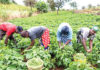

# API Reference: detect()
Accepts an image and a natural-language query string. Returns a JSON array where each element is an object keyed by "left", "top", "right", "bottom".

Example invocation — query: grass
[{"left": 0, "top": 3, "right": 37, "bottom": 21}]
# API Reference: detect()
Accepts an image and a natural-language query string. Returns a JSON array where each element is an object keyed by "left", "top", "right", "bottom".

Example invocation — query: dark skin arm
[
  {"left": 10, "top": 35, "right": 17, "bottom": 46},
  {"left": 88, "top": 40, "right": 93, "bottom": 52},
  {"left": 26, "top": 40, "right": 35, "bottom": 50},
  {"left": 81, "top": 38, "right": 88, "bottom": 52},
  {"left": 62, "top": 40, "right": 71, "bottom": 48},
  {"left": 58, "top": 41, "right": 61, "bottom": 48},
  {"left": 5, "top": 35, "right": 10, "bottom": 46}
]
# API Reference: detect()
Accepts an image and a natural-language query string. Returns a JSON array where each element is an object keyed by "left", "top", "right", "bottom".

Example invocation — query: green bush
[
  {"left": 0, "top": 0, "right": 11, "bottom": 4},
  {"left": 54, "top": 46, "right": 75, "bottom": 68},
  {"left": 66, "top": 62, "right": 94, "bottom": 70},
  {"left": 35, "top": 1, "right": 48, "bottom": 13},
  {"left": 24, "top": 46, "right": 55, "bottom": 70},
  {"left": 66, "top": 53, "right": 94, "bottom": 70},
  {"left": 0, "top": 47, "right": 27, "bottom": 70}
]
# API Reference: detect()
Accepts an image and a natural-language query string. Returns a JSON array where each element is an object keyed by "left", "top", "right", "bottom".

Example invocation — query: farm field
[{"left": 0, "top": 11, "right": 100, "bottom": 70}]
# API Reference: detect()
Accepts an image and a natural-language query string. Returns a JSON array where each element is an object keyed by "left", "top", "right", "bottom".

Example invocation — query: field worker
[
  {"left": 57, "top": 23, "right": 73, "bottom": 49},
  {"left": 77, "top": 26, "right": 99, "bottom": 53},
  {"left": 21, "top": 26, "right": 50, "bottom": 50},
  {"left": 0, "top": 22, "right": 23, "bottom": 46}
]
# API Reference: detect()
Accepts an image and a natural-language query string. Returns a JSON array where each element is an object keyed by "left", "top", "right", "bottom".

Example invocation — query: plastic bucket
[{"left": 27, "top": 58, "right": 43, "bottom": 70}]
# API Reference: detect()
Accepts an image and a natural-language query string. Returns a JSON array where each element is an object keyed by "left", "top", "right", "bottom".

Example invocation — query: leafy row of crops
[{"left": 0, "top": 11, "right": 100, "bottom": 70}]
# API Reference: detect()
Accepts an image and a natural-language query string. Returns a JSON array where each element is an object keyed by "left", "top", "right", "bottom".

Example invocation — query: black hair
[
  {"left": 17, "top": 26, "right": 23, "bottom": 33},
  {"left": 61, "top": 26, "right": 69, "bottom": 35},
  {"left": 21, "top": 31, "right": 28, "bottom": 37}
]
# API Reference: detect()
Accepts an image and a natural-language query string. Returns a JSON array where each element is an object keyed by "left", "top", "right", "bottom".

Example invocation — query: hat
[
  {"left": 92, "top": 26, "right": 99, "bottom": 32},
  {"left": 17, "top": 26, "right": 23, "bottom": 33}
]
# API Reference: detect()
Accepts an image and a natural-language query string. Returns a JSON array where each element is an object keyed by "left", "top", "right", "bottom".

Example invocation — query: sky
[
  {"left": 14, "top": 0, "right": 24, "bottom": 5},
  {"left": 14, "top": 0, "right": 100, "bottom": 9},
  {"left": 63, "top": 0, "right": 100, "bottom": 9}
]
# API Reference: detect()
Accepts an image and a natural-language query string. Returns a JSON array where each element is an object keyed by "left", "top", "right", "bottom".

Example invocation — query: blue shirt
[{"left": 57, "top": 23, "right": 73, "bottom": 44}]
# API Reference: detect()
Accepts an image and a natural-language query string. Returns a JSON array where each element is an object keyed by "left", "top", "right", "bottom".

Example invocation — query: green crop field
[{"left": 0, "top": 11, "right": 100, "bottom": 70}]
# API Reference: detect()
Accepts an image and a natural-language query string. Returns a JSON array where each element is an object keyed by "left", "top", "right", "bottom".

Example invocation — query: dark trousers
[
  {"left": 77, "top": 31, "right": 82, "bottom": 43},
  {"left": 0, "top": 30, "right": 6, "bottom": 40},
  {"left": 0, "top": 30, "right": 14, "bottom": 40}
]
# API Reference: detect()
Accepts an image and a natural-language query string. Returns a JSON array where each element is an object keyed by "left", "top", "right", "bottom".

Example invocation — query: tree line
[{"left": 0, "top": 0, "right": 100, "bottom": 14}]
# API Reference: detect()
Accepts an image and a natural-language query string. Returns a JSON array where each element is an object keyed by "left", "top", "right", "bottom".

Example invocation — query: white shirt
[{"left": 79, "top": 27, "right": 95, "bottom": 40}]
